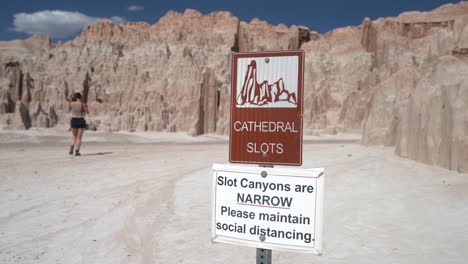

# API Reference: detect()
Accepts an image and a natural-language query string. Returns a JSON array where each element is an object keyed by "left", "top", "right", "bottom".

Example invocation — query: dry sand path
[{"left": 0, "top": 130, "right": 467, "bottom": 264}]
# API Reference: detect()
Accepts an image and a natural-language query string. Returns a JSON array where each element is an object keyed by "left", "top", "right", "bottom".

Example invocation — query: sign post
[
  {"left": 257, "top": 248, "right": 272, "bottom": 264},
  {"left": 258, "top": 164, "right": 274, "bottom": 264}
]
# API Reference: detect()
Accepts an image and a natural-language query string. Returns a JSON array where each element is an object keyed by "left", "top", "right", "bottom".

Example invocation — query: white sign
[{"left": 211, "top": 163, "right": 324, "bottom": 254}]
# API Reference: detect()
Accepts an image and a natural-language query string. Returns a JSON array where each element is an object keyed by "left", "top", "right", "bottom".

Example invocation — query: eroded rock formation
[{"left": 1, "top": 3, "right": 467, "bottom": 172}]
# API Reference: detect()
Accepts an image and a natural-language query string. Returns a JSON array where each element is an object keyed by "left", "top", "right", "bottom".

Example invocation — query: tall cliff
[{"left": 1, "top": 3, "right": 467, "bottom": 172}]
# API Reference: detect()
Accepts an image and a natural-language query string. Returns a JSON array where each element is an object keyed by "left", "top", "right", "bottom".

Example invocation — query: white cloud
[
  {"left": 128, "top": 5, "right": 144, "bottom": 11},
  {"left": 110, "top": 16, "right": 127, "bottom": 24},
  {"left": 12, "top": 10, "right": 127, "bottom": 39}
]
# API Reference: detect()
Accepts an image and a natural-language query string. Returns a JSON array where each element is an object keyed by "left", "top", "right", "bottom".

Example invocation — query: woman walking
[{"left": 69, "top": 93, "right": 88, "bottom": 156}]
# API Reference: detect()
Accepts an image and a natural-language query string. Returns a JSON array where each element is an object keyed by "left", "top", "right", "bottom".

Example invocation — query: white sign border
[
  {"left": 211, "top": 163, "right": 324, "bottom": 255},
  {"left": 229, "top": 50, "right": 305, "bottom": 166}
]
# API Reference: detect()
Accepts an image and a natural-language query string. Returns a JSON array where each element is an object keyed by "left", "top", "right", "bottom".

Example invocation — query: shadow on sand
[{"left": 81, "top": 152, "right": 113, "bottom": 156}]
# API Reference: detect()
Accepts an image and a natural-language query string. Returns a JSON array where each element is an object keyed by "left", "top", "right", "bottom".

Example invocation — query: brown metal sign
[{"left": 229, "top": 50, "right": 304, "bottom": 166}]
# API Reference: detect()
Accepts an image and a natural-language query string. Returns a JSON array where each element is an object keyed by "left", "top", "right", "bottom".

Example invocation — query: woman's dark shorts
[{"left": 71, "top": 118, "right": 86, "bottom": 129}]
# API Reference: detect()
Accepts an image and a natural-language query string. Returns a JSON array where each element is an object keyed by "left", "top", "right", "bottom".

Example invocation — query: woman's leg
[
  {"left": 75, "top": 128, "right": 85, "bottom": 153},
  {"left": 70, "top": 128, "right": 78, "bottom": 154},
  {"left": 71, "top": 128, "right": 78, "bottom": 145}
]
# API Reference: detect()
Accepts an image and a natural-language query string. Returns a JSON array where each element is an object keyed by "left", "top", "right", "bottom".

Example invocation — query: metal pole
[
  {"left": 256, "top": 248, "right": 272, "bottom": 264},
  {"left": 257, "top": 163, "right": 273, "bottom": 264}
]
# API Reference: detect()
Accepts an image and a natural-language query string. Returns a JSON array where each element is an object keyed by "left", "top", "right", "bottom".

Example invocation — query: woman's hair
[{"left": 72, "top": 92, "right": 82, "bottom": 101}]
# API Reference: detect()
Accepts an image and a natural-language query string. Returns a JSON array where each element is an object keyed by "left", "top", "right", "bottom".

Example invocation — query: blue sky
[{"left": 0, "top": 0, "right": 462, "bottom": 41}]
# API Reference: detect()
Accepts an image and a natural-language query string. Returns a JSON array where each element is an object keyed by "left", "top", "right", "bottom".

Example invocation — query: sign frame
[
  {"left": 229, "top": 50, "right": 305, "bottom": 166},
  {"left": 211, "top": 163, "right": 324, "bottom": 254}
]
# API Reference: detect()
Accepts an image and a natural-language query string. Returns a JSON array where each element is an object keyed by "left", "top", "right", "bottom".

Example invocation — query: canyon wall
[{"left": 1, "top": 3, "right": 467, "bottom": 172}]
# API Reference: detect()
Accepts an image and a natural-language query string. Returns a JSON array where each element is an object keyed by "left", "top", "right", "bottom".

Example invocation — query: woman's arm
[{"left": 83, "top": 103, "right": 89, "bottom": 115}]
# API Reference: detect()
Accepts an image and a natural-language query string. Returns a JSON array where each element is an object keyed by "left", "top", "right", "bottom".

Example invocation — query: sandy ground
[{"left": 0, "top": 129, "right": 467, "bottom": 264}]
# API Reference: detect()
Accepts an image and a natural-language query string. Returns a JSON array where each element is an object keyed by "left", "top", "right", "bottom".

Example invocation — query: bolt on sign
[
  {"left": 229, "top": 50, "right": 305, "bottom": 166},
  {"left": 211, "top": 164, "right": 324, "bottom": 254}
]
